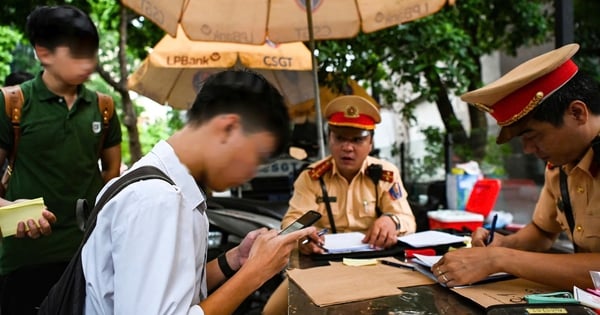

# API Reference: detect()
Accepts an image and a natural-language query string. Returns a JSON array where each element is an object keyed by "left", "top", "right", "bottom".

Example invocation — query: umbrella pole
[{"left": 304, "top": 0, "right": 326, "bottom": 159}]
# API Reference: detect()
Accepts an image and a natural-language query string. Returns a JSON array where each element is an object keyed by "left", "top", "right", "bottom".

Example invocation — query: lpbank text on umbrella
[{"left": 166, "top": 55, "right": 296, "bottom": 68}]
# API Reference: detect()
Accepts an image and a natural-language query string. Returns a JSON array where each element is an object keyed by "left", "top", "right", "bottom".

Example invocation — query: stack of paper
[
  {"left": 323, "top": 232, "right": 375, "bottom": 254},
  {"left": 397, "top": 230, "right": 466, "bottom": 247},
  {"left": 0, "top": 197, "right": 45, "bottom": 236}
]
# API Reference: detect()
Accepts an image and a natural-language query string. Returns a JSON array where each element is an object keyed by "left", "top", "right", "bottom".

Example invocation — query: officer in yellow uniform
[
  {"left": 432, "top": 43, "right": 600, "bottom": 290},
  {"left": 283, "top": 95, "right": 416, "bottom": 246},
  {"left": 263, "top": 95, "right": 416, "bottom": 315}
]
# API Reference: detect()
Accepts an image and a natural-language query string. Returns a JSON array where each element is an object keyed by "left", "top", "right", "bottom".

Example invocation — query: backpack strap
[
  {"left": 96, "top": 91, "right": 114, "bottom": 157},
  {"left": 1, "top": 86, "right": 24, "bottom": 191},
  {"left": 77, "top": 166, "right": 174, "bottom": 234},
  {"left": 39, "top": 166, "right": 175, "bottom": 315}
]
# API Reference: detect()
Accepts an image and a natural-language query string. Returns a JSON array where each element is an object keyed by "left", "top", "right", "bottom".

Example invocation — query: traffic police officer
[
  {"left": 433, "top": 43, "right": 600, "bottom": 289},
  {"left": 263, "top": 95, "right": 416, "bottom": 315}
]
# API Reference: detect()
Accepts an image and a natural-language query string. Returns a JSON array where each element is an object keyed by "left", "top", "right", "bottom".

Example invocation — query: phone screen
[{"left": 279, "top": 210, "right": 321, "bottom": 235}]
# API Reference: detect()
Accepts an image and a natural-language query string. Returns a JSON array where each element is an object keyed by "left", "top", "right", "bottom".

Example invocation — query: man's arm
[
  {"left": 201, "top": 228, "right": 315, "bottom": 315},
  {"left": 434, "top": 222, "right": 580, "bottom": 289},
  {"left": 473, "top": 221, "right": 558, "bottom": 251},
  {"left": 377, "top": 164, "right": 416, "bottom": 235},
  {"left": 437, "top": 245, "right": 597, "bottom": 289},
  {"left": 100, "top": 144, "right": 121, "bottom": 182}
]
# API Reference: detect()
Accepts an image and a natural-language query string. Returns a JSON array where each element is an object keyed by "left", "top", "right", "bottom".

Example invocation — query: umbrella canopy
[
  {"left": 128, "top": 28, "right": 315, "bottom": 109},
  {"left": 122, "top": 0, "right": 455, "bottom": 157},
  {"left": 122, "top": 0, "right": 453, "bottom": 44}
]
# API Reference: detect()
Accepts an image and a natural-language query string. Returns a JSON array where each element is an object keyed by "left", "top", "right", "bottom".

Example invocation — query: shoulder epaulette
[
  {"left": 308, "top": 159, "right": 333, "bottom": 180},
  {"left": 381, "top": 170, "right": 394, "bottom": 183}
]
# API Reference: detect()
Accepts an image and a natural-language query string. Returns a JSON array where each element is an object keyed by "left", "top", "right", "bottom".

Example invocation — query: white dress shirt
[{"left": 83, "top": 140, "right": 209, "bottom": 314}]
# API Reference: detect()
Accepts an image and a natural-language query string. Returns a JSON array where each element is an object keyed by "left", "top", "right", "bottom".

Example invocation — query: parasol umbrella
[
  {"left": 122, "top": 0, "right": 455, "bottom": 157},
  {"left": 128, "top": 27, "right": 315, "bottom": 110}
]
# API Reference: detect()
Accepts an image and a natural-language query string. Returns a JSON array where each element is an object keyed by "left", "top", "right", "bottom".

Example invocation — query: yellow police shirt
[
  {"left": 282, "top": 155, "right": 416, "bottom": 235},
  {"left": 533, "top": 146, "right": 600, "bottom": 252}
]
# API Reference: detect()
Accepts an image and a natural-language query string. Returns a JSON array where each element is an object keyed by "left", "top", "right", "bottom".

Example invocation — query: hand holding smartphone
[{"left": 279, "top": 210, "right": 321, "bottom": 235}]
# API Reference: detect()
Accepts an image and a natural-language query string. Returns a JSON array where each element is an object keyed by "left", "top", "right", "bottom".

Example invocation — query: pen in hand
[
  {"left": 301, "top": 228, "right": 329, "bottom": 252},
  {"left": 485, "top": 214, "right": 498, "bottom": 246}
]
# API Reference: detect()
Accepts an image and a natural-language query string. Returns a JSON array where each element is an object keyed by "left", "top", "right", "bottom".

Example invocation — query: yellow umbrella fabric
[
  {"left": 122, "top": 0, "right": 454, "bottom": 44},
  {"left": 289, "top": 79, "right": 380, "bottom": 123},
  {"left": 128, "top": 28, "right": 315, "bottom": 109}
]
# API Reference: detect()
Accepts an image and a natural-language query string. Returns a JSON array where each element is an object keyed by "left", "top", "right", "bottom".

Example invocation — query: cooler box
[{"left": 428, "top": 178, "right": 501, "bottom": 232}]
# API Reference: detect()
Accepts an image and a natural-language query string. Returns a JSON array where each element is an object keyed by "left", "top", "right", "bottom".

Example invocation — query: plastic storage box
[{"left": 428, "top": 179, "right": 501, "bottom": 232}]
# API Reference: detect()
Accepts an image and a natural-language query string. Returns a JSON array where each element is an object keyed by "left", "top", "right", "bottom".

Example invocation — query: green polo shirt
[{"left": 0, "top": 73, "right": 122, "bottom": 275}]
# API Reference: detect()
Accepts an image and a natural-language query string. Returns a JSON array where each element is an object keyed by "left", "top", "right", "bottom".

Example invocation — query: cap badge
[{"left": 344, "top": 105, "right": 359, "bottom": 118}]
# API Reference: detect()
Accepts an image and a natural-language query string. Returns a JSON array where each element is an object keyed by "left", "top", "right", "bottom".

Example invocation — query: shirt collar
[
  {"left": 31, "top": 71, "right": 93, "bottom": 104},
  {"left": 569, "top": 146, "right": 597, "bottom": 177},
  {"left": 144, "top": 140, "right": 206, "bottom": 212}
]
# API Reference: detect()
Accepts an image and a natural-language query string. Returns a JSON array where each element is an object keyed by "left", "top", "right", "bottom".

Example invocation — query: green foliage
[
  {"left": 407, "top": 126, "right": 510, "bottom": 182},
  {"left": 406, "top": 126, "right": 446, "bottom": 182},
  {"left": 317, "top": 0, "right": 553, "bottom": 168},
  {"left": 0, "top": 26, "right": 22, "bottom": 81}
]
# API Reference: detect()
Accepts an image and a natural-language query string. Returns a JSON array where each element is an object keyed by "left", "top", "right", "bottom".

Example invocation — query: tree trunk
[
  {"left": 97, "top": 5, "right": 143, "bottom": 164},
  {"left": 427, "top": 70, "right": 468, "bottom": 145},
  {"left": 467, "top": 57, "right": 488, "bottom": 162}
]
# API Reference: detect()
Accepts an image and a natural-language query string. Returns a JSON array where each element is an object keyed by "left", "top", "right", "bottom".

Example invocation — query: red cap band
[{"left": 492, "top": 60, "right": 578, "bottom": 126}]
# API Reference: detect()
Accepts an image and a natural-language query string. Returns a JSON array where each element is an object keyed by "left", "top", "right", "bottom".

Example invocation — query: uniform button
[
  {"left": 576, "top": 225, "right": 583, "bottom": 232},
  {"left": 577, "top": 186, "right": 584, "bottom": 193}
]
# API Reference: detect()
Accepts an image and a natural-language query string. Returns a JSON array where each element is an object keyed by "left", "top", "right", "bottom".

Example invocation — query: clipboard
[{"left": 309, "top": 244, "right": 405, "bottom": 261}]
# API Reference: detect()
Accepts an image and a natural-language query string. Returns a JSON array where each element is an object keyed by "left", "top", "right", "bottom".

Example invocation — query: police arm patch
[{"left": 388, "top": 182, "right": 402, "bottom": 200}]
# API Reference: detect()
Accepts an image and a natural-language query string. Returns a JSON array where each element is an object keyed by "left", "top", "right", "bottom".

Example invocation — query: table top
[{"left": 287, "top": 251, "right": 485, "bottom": 315}]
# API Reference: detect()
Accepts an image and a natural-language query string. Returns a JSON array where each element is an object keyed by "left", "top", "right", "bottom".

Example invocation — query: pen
[
  {"left": 486, "top": 214, "right": 498, "bottom": 246},
  {"left": 301, "top": 228, "right": 329, "bottom": 252},
  {"left": 379, "top": 259, "right": 416, "bottom": 270}
]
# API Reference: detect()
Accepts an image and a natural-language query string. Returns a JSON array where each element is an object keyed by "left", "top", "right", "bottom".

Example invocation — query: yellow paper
[
  {"left": 342, "top": 258, "right": 378, "bottom": 266},
  {"left": 0, "top": 197, "right": 44, "bottom": 236}
]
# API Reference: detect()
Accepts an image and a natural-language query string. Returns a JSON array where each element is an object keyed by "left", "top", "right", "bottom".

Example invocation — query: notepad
[
  {"left": 398, "top": 230, "right": 466, "bottom": 248},
  {"left": 0, "top": 197, "right": 45, "bottom": 236},
  {"left": 323, "top": 232, "right": 375, "bottom": 254}
]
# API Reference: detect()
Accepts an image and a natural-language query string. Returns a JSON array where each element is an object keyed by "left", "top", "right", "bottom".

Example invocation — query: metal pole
[
  {"left": 304, "top": 0, "right": 326, "bottom": 159},
  {"left": 555, "top": 0, "right": 574, "bottom": 47}
]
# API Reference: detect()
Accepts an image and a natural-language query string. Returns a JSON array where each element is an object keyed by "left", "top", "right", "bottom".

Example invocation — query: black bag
[{"left": 38, "top": 166, "right": 174, "bottom": 315}]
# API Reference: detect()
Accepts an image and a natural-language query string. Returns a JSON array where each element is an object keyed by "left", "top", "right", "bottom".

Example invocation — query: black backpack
[{"left": 38, "top": 166, "right": 174, "bottom": 315}]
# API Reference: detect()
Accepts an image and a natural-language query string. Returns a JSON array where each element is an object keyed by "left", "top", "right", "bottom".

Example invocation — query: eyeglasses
[{"left": 330, "top": 134, "right": 370, "bottom": 147}]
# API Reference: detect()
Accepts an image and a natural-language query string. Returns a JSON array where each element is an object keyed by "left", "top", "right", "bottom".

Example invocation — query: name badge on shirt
[{"left": 316, "top": 196, "right": 337, "bottom": 203}]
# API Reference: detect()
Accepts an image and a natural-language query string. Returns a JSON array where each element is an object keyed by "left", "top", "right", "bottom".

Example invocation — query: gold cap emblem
[{"left": 344, "top": 105, "right": 359, "bottom": 118}]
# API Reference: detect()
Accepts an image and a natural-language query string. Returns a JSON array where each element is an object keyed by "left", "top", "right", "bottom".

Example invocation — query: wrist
[
  {"left": 218, "top": 250, "right": 240, "bottom": 278},
  {"left": 382, "top": 213, "right": 401, "bottom": 230}
]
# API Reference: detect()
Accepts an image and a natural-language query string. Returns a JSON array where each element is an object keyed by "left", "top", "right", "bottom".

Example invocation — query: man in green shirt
[{"left": 0, "top": 5, "right": 122, "bottom": 314}]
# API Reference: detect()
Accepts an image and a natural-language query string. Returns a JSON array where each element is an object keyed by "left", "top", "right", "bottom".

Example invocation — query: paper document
[
  {"left": 413, "top": 253, "right": 442, "bottom": 267},
  {"left": 574, "top": 286, "right": 600, "bottom": 309},
  {"left": 323, "top": 232, "right": 375, "bottom": 254},
  {"left": 0, "top": 197, "right": 45, "bottom": 237},
  {"left": 398, "top": 230, "right": 466, "bottom": 248}
]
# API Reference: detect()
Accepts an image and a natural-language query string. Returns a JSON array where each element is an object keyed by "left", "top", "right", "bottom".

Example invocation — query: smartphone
[{"left": 279, "top": 210, "right": 321, "bottom": 235}]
